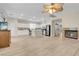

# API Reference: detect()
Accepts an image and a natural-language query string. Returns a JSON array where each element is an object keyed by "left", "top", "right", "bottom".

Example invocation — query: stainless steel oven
[{"left": 65, "top": 30, "right": 78, "bottom": 39}]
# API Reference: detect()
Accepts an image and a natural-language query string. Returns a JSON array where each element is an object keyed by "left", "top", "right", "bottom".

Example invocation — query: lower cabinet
[{"left": 0, "top": 30, "right": 11, "bottom": 48}]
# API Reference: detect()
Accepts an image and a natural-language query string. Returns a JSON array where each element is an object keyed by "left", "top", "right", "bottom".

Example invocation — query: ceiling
[
  {"left": 0, "top": 3, "right": 79, "bottom": 24},
  {"left": 0, "top": 3, "right": 44, "bottom": 24}
]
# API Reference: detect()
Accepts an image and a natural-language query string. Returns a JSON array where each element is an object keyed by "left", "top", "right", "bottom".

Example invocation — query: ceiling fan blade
[{"left": 49, "top": 14, "right": 56, "bottom": 17}]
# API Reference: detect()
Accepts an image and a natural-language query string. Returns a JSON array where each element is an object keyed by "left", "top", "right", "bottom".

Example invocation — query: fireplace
[{"left": 65, "top": 30, "right": 78, "bottom": 39}]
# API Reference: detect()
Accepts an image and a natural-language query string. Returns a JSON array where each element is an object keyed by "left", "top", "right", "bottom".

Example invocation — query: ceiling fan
[{"left": 43, "top": 3, "right": 64, "bottom": 15}]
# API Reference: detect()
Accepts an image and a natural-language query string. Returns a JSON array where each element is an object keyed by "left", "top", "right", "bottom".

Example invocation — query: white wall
[
  {"left": 16, "top": 23, "right": 29, "bottom": 36},
  {"left": 62, "top": 11, "right": 79, "bottom": 28},
  {"left": 62, "top": 4, "right": 79, "bottom": 28},
  {"left": 7, "top": 17, "right": 45, "bottom": 37},
  {"left": 7, "top": 17, "right": 18, "bottom": 37},
  {"left": 7, "top": 17, "right": 30, "bottom": 37}
]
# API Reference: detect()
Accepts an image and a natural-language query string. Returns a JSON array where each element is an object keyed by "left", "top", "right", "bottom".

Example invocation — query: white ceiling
[
  {"left": 0, "top": 3, "right": 79, "bottom": 23},
  {"left": 0, "top": 3, "right": 44, "bottom": 23},
  {"left": 0, "top": 3, "right": 44, "bottom": 18}
]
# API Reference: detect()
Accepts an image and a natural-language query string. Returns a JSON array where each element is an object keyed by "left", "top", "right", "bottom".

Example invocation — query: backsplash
[{"left": 0, "top": 22, "right": 8, "bottom": 30}]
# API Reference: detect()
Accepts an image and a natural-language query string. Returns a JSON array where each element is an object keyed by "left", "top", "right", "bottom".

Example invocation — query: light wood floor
[{"left": 0, "top": 36, "right": 79, "bottom": 56}]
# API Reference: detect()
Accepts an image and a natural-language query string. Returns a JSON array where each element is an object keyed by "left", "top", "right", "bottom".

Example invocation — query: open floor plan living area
[{"left": 0, "top": 3, "right": 79, "bottom": 56}]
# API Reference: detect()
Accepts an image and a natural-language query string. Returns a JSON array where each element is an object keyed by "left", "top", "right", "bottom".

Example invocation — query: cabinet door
[{"left": 0, "top": 31, "right": 10, "bottom": 47}]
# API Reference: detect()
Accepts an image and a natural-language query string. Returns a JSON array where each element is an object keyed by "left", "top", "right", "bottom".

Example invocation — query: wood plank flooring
[{"left": 0, "top": 36, "right": 79, "bottom": 56}]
